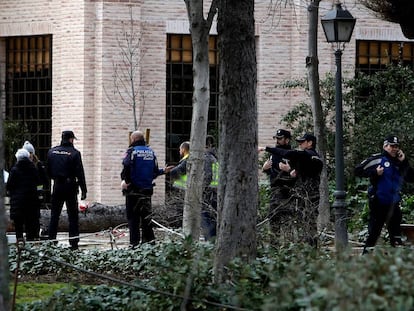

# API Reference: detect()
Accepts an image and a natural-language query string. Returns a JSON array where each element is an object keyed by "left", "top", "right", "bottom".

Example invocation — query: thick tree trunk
[
  {"left": 6, "top": 203, "right": 127, "bottom": 234},
  {"left": 182, "top": 0, "right": 218, "bottom": 239},
  {"left": 0, "top": 104, "right": 10, "bottom": 310},
  {"left": 183, "top": 0, "right": 211, "bottom": 239},
  {"left": 0, "top": 197, "right": 8, "bottom": 311},
  {"left": 214, "top": 0, "right": 257, "bottom": 282},
  {"left": 0, "top": 202, "right": 10, "bottom": 308},
  {"left": 306, "top": 0, "right": 331, "bottom": 231}
]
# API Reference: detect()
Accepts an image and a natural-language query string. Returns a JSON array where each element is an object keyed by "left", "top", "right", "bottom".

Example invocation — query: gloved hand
[{"left": 81, "top": 192, "right": 87, "bottom": 200}]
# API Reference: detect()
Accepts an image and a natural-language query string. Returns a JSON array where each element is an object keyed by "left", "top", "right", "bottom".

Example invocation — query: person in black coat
[
  {"left": 6, "top": 148, "right": 41, "bottom": 241},
  {"left": 47, "top": 130, "right": 87, "bottom": 250},
  {"left": 23, "top": 140, "right": 50, "bottom": 207},
  {"left": 259, "top": 133, "right": 323, "bottom": 246},
  {"left": 261, "top": 129, "right": 296, "bottom": 243}
]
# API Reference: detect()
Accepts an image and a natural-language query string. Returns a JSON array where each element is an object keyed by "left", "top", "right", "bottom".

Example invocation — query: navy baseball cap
[
  {"left": 296, "top": 133, "right": 316, "bottom": 144},
  {"left": 384, "top": 135, "right": 399, "bottom": 146},
  {"left": 273, "top": 129, "right": 291, "bottom": 139},
  {"left": 62, "top": 130, "right": 77, "bottom": 140}
]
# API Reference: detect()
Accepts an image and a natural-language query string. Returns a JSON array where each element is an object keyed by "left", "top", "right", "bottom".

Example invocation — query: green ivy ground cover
[{"left": 8, "top": 240, "right": 414, "bottom": 311}]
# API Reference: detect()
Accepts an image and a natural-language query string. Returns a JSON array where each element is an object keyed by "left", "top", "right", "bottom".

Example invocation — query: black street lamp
[{"left": 321, "top": 2, "right": 356, "bottom": 251}]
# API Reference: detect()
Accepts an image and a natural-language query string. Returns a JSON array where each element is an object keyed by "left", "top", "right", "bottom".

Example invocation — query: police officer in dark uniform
[
  {"left": 261, "top": 129, "right": 295, "bottom": 241},
  {"left": 355, "top": 135, "right": 414, "bottom": 254},
  {"left": 47, "top": 130, "right": 87, "bottom": 250},
  {"left": 121, "top": 130, "right": 171, "bottom": 247},
  {"left": 260, "top": 133, "right": 323, "bottom": 246}
]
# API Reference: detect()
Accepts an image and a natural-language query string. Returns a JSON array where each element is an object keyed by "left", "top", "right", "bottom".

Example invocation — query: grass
[{"left": 9, "top": 282, "right": 72, "bottom": 305}]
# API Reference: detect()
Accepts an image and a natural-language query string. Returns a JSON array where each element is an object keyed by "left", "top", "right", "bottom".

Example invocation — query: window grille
[
  {"left": 6, "top": 35, "right": 52, "bottom": 163},
  {"left": 166, "top": 34, "right": 219, "bottom": 164}
]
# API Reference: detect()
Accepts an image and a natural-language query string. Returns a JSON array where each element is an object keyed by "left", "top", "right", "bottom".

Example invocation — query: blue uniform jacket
[
  {"left": 122, "top": 140, "right": 163, "bottom": 190},
  {"left": 355, "top": 151, "right": 414, "bottom": 205}
]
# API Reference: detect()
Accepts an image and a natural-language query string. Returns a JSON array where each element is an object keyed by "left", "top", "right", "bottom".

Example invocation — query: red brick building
[{"left": 0, "top": 0, "right": 413, "bottom": 205}]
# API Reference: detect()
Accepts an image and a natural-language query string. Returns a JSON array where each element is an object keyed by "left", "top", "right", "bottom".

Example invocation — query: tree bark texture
[
  {"left": 0, "top": 199, "right": 9, "bottom": 311},
  {"left": 214, "top": 0, "right": 258, "bottom": 281},
  {"left": 0, "top": 103, "right": 10, "bottom": 310},
  {"left": 182, "top": 0, "right": 216, "bottom": 239},
  {"left": 0, "top": 203, "right": 8, "bottom": 311},
  {"left": 306, "top": 0, "right": 331, "bottom": 230}
]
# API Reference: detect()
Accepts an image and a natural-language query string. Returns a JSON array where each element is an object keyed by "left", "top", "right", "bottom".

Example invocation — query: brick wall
[{"left": 0, "top": 0, "right": 411, "bottom": 205}]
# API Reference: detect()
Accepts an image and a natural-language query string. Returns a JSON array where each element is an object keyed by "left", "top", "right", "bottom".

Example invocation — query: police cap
[
  {"left": 273, "top": 129, "right": 291, "bottom": 139},
  {"left": 62, "top": 130, "right": 77, "bottom": 140},
  {"left": 296, "top": 133, "right": 316, "bottom": 144}
]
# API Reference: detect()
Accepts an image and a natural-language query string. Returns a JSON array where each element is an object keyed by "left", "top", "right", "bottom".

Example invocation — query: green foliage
[
  {"left": 17, "top": 284, "right": 150, "bottom": 311},
  {"left": 263, "top": 247, "right": 414, "bottom": 311},
  {"left": 279, "top": 73, "right": 353, "bottom": 176},
  {"left": 4, "top": 120, "right": 29, "bottom": 170},
  {"left": 279, "top": 64, "right": 414, "bottom": 183},
  {"left": 347, "top": 65, "right": 414, "bottom": 164},
  {"left": 400, "top": 194, "right": 414, "bottom": 224},
  {"left": 10, "top": 283, "right": 70, "bottom": 305},
  {"left": 9, "top": 241, "right": 414, "bottom": 310},
  {"left": 278, "top": 64, "right": 414, "bottom": 235}
]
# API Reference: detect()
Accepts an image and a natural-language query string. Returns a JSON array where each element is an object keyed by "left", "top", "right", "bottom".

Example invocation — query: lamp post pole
[
  {"left": 321, "top": 2, "right": 356, "bottom": 252},
  {"left": 333, "top": 48, "right": 348, "bottom": 250}
]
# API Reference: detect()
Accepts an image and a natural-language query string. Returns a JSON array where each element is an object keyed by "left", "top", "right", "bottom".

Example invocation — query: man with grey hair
[{"left": 121, "top": 130, "right": 172, "bottom": 248}]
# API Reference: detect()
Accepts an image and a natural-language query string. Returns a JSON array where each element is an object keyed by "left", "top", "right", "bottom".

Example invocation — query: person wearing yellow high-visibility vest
[
  {"left": 201, "top": 135, "right": 219, "bottom": 240},
  {"left": 170, "top": 141, "right": 190, "bottom": 190}
]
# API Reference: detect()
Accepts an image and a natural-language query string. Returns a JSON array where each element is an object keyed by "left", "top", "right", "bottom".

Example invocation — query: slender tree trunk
[
  {"left": 0, "top": 93, "right": 10, "bottom": 310},
  {"left": 183, "top": 0, "right": 217, "bottom": 238},
  {"left": 306, "top": 0, "right": 330, "bottom": 231},
  {"left": 214, "top": 0, "right": 257, "bottom": 282}
]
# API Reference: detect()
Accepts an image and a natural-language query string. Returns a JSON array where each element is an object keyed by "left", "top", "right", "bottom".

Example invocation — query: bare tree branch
[{"left": 206, "top": 0, "right": 219, "bottom": 29}]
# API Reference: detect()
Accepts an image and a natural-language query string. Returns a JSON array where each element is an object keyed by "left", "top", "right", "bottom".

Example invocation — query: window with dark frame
[
  {"left": 6, "top": 35, "right": 52, "bottom": 164},
  {"left": 356, "top": 40, "right": 414, "bottom": 75},
  {"left": 354, "top": 40, "right": 414, "bottom": 125},
  {"left": 166, "top": 34, "right": 219, "bottom": 165}
]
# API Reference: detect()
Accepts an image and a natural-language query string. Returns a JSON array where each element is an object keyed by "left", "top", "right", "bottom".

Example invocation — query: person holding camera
[
  {"left": 261, "top": 129, "right": 296, "bottom": 242},
  {"left": 355, "top": 135, "right": 414, "bottom": 254},
  {"left": 259, "top": 133, "right": 323, "bottom": 246}
]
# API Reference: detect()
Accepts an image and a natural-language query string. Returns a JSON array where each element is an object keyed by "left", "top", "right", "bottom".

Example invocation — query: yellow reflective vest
[
  {"left": 172, "top": 154, "right": 189, "bottom": 190},
  {"left": 210, "top": 161, "right": 219, "bottom": 188}
]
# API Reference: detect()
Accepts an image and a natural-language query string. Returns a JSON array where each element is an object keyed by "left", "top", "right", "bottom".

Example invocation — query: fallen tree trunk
[{"left": 6, "top": 203, "right": 127, "bottom": 233}]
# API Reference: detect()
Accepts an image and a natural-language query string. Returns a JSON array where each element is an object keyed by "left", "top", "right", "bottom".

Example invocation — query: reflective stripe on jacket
[
  {"left": 210, "top": 161, "right": 219, "bottom": 188},
  {"left": 173, "top": 173, "right": 187, "bottom": 189}
]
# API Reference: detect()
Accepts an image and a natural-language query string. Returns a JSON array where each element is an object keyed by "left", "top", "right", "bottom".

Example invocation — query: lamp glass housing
[{"left": 321, "top": 3, "right": 356, "bottom": 43}]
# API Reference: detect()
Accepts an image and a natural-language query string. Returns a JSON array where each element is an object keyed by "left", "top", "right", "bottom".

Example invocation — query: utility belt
[
  {"left": 54, "top": 177, "right": 76, "bottom": 184},
  {"left": 271, "top": 177, "right": 295, "bottom": 188},
  {"left": 124, "top": 185, "right": 153, "bottom": 196}
]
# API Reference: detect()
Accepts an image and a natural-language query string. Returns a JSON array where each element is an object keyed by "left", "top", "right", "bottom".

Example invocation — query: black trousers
[
  {"left": 364, "top": 197, "right": 402, "bottom": 248},
  {"left": 201, "top": 188, "right": 217, "bottom": 240},
  {"left": 268, "top": 185, "right": 292, "bottom": 232},
  {"left": 48, "top": 181, "right": 79, "bottom": 247},
  {"left": 126, "top": 189, "right": 155, "bottom": 246},
  {"left": 12, "top": 210, "right": 40, "bottom": 241}
]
